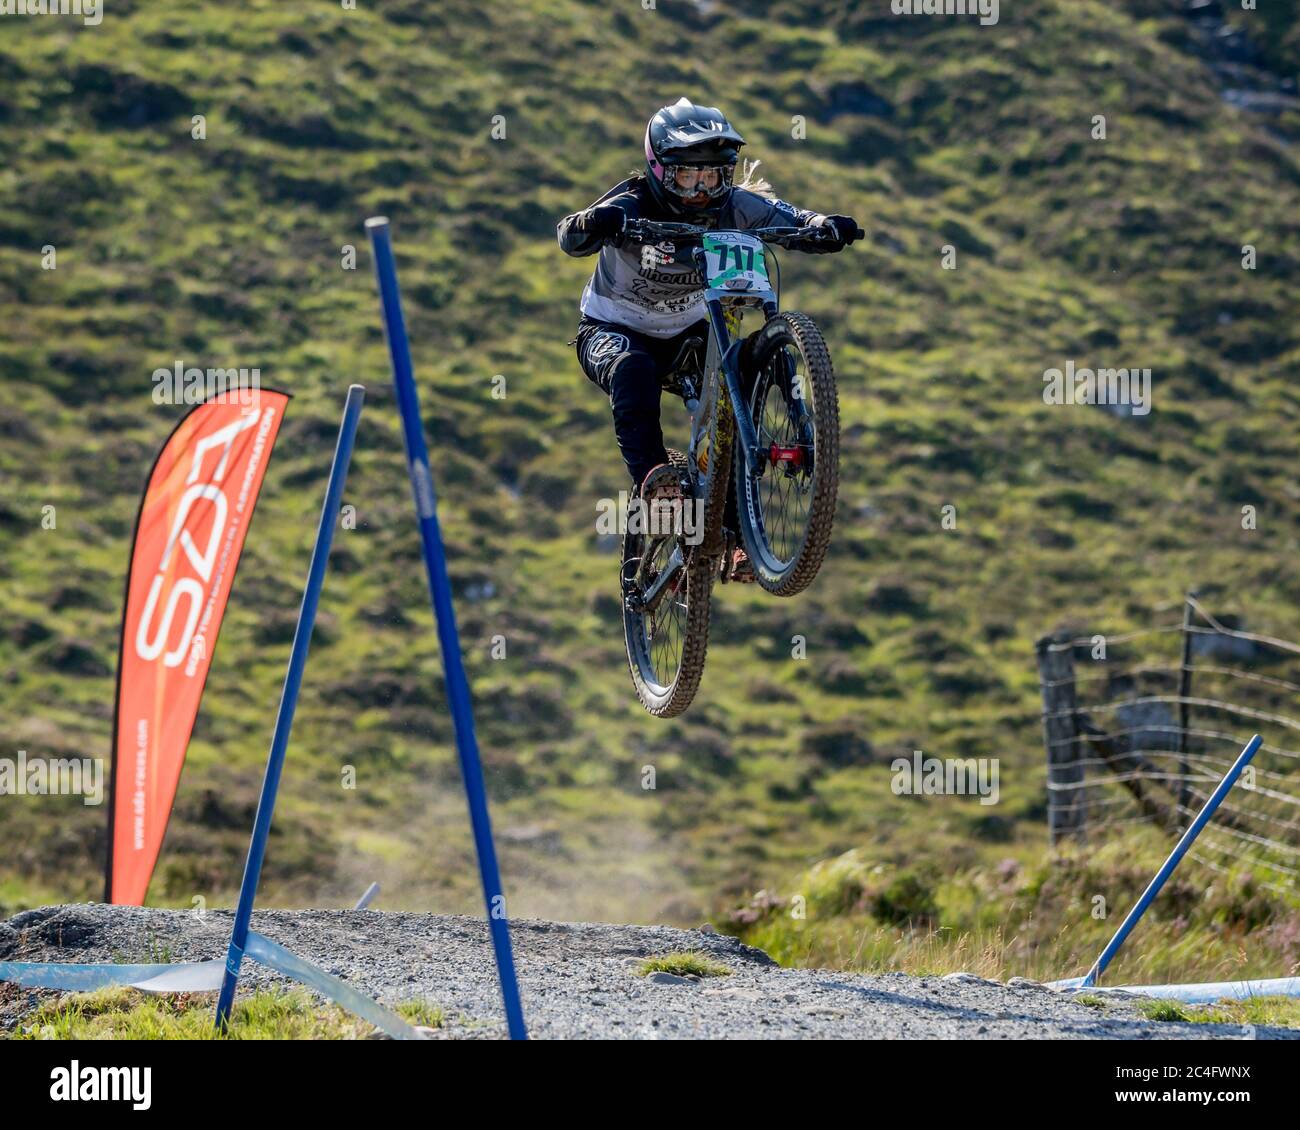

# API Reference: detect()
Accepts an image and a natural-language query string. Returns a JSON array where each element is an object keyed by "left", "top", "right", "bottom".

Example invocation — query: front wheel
[{"left": 735, "top": 311, "right": 840, "bottom": 597}]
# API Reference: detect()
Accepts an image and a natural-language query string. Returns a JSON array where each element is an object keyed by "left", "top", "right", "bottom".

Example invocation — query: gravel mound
[{"left": 2, "top": 905, "right": 1294, "bottom": 1040}]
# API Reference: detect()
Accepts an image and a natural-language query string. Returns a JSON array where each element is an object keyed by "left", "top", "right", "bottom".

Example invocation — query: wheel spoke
[
  {"left": 643, "top": 538, "right": 689, "bottom": 689},
  {"left": 752, "top": 343, "right": 815, "bottom": 566}
]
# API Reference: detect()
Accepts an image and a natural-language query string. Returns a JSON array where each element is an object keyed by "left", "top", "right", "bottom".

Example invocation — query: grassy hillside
[{"left": 1, "top": 0, "right": 1298, "bottom": 978}]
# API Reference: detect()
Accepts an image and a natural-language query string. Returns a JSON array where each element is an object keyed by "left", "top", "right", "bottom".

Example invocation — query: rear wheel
[
  {"left": 735, "top": 311, "right": 840, "bottom": 597},
  {"left": 622, "top": 451, "right": 713, "bottom": 717}
]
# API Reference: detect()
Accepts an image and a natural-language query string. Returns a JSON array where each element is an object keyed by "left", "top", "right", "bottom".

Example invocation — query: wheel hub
[{"left": 768, "top": 443, "right": 804, "bottom": 468}]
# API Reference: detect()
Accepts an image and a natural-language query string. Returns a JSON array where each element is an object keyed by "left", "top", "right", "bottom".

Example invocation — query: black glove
[
  {"left": 800, "top": 213, "right": 863, "bottom": 253},
  {"left": 583, "top": 205, "right": 626, "bottom": 243},
  {"left": 819, "top": 214, "right": 863, "bottom": 247}
]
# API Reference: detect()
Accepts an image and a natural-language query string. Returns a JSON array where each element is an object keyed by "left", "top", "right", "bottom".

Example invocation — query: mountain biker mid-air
[{"left": 557, "top": 97, "right": 861, "bottom": 581}]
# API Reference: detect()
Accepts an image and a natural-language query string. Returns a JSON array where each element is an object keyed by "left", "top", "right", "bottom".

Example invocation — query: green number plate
[{"left": 702, "top": 232, "right": 770, "bottom": 293}]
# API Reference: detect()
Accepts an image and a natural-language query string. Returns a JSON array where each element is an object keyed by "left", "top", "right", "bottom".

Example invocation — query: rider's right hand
[{"left": 584, "top": 205, "right": 627, "bottom": 244}]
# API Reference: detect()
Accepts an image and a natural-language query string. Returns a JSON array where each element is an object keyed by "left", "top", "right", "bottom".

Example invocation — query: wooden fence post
[
  {"left": 1175, "top": 591, "right": 1198, "bottom": 825},
  {"left": 1037, "top": 634, "right": 1086, "bottom": 844}
]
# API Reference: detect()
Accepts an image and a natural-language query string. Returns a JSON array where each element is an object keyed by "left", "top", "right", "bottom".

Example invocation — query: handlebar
[{"left": 622, "top": 217, "right": 864, "bottom": 247}]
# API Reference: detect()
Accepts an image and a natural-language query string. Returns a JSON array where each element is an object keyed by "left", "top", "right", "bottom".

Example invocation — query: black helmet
[{"left": 644, "top": 97, "right": 746, "bottom": 217}]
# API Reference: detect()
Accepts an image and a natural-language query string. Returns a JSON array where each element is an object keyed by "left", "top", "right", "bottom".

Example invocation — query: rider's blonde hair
[{"left": 733, "top": 158, "right": 776, "bottom": 200}]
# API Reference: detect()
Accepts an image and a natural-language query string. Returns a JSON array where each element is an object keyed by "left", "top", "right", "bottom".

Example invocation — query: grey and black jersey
[{"left": 557, "top": 176, "right": 826, "bottom": 338}]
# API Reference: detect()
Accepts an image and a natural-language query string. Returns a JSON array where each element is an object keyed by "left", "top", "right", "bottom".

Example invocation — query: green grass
[
  {"left": 133, "top": 936, "right": 175, "bottom": 965},
  {"left": 12, "top": 987, "right": 353, "bottom": 1040},
  {"left": 721, "top": 837, "right": 1300, "bottom": 986},
  {"left": 1138, "top": 999, "right": 1192, "bottom": 1023},
  {"left": 1132, "top": 996, "right": 1300, "bottom": 1028},
  {"left": 9, "top": 987, "right": 443, "bottom": 1040},
  {"left": 0, "top": 0, "right": 1297, "bottom": 984},
  {"left": 636, "top": 952, "right": 733, "bottom": 979},
  {"left": 395, "top": 998, "right": 445, "bottom": 1028},
  {"left": 1177, "top": 996, "right": 1300, "bottom": 1029}
]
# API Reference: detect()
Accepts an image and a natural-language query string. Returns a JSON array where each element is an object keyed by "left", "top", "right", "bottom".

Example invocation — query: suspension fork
[
  {"left": 740, "top": 327, "right": 811, "bottom": 474},
  {"left": 703, "top": 295, "right": 764, "bottom": 479},
  {"left": 780, "top": 347, "right": 810, "bottom": 421},
  {"left": 723, "top": 348, "right": 764, "bottom": 478}
]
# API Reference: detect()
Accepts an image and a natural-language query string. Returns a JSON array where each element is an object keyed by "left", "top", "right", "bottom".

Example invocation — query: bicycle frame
[{"left": 626, "top": 222, "right": 822, "bottom": 610}]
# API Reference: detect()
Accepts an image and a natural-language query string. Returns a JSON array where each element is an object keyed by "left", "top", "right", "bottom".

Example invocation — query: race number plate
[{"left": 702, "top": 231, "right": 771, "bottom": 294}]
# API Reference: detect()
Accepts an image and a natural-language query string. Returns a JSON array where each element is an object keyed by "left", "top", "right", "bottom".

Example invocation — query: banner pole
[
  {"left": 365, "top": 216, "right": 527, "bottom": 1040},
  {"left": 215, "top": 384, "right": 366, "bottom": 1030},
  {"left": 1081, "top": 733, "right": 1263, "bottom": 988}
]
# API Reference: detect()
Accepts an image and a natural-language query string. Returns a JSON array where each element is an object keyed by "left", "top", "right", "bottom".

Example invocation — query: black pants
[{"left": 575, "top": 315, "right": 709, "bottom": 488}]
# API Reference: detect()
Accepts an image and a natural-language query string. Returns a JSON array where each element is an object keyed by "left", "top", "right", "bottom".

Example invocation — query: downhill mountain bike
[{"left": 619, "top": 217, "right": 862, "bottom": 717}]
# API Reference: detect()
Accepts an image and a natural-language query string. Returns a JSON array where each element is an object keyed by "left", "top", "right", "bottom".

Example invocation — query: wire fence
[{"left": 1036, "top": 595, "right": 1300, "bottom": 898}]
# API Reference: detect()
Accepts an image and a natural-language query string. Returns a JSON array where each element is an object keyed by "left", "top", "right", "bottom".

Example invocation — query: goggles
[{"left": 662, "top": 163, "right": 734, "bottom": 200}]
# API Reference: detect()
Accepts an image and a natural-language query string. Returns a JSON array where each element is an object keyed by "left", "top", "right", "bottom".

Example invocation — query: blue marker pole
[
  {"left": 215, "top": 385, "right": 366, "bottom": 1030},
  {"left": 365, "top": 217, "right": 527, "bottom": 1040},
  {"left": 1081, "top": 733, "right": 1263, "bottom": 988}
]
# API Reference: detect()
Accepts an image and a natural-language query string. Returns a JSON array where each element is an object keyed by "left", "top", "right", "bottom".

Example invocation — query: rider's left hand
[{"left": 807, "top": 214, "right": 863, "bottom": 253}]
